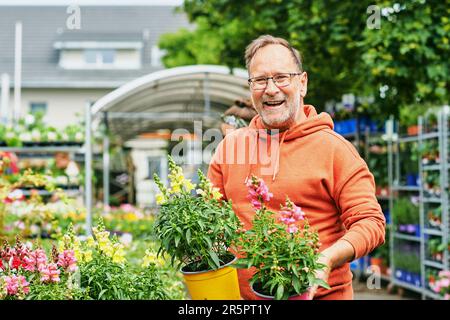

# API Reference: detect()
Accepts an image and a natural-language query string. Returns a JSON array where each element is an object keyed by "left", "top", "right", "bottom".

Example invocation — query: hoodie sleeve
[{"left": 333, "top": 144, "right": 386, "bottom": 260}]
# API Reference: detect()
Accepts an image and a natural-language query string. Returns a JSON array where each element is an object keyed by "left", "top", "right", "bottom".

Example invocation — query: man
[{"left": 207, "top": 35, "right": 385, "bottom": 300}]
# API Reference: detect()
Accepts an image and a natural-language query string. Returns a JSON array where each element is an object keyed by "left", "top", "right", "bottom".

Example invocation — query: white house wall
[{"left": 8, "top": 88, "right": 111, "bottom": 128}]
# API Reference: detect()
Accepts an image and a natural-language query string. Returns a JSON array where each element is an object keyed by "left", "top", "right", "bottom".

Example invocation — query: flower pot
[
  {"left": 407, "top": 125, "right": 419, "bottom": 136},
  {"left": 251, "top": 282, "right": 311, "bottom": 300},
  {"left": 406, "top": 174, "right": 419, "bottom": 186},
  {"left": 370, "top": 257, "right": 388, "bottom": 275},
  {"left": 181, "top": 255, "right": 240, "bottom": 300}
]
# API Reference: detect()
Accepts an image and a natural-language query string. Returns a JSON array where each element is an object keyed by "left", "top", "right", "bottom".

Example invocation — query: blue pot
[
  {"left": 395, "top": 269, "right": 404, "bottom": 281},
  {"left": 412, "top": 273, "right": 422, "bottom": 287},
  {"left": 406, "top": 174, "right": 418, "bottom": 186},
  {"left": 414, "top": 224, "right": 421, "bottom": 237}
]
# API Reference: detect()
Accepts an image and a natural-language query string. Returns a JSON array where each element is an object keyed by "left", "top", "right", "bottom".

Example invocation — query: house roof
[{"left": 0, "top": 6, "right": 192, "bottom": 88}]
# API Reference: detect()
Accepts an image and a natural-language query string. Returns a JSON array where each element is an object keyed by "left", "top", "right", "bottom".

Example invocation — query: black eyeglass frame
[{"left": 247, "top": 72, "right": 303, "bottom": 90}]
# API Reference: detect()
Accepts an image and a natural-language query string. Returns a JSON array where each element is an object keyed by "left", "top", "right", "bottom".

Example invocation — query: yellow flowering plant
[
  {"left": 57, "top": 220, "right": 169, "bottom": 300},
  {"left": 153, "top": 156, "right": 240, "bottom": 272}
]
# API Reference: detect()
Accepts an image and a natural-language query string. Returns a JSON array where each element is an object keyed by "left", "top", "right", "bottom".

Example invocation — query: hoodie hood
[{"left": 245, "top": 104, "right": 334, "bottom": 181}]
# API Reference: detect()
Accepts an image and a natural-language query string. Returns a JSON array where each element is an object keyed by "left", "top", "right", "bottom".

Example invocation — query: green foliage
[
  {"left": 233, "top": 205, "right": 328, "bottom": 300},
  {"left": 393, "top": 250, "right": 421, "bottom": 274},
  {"left": 160, "top": 0, "right": 449, "bottom": 118},
  {"left": 78, "top": 254, "right": 168, "bottom": 300},
  {"left": 393, "top": 197, "right": 419, "bottom": 225}
]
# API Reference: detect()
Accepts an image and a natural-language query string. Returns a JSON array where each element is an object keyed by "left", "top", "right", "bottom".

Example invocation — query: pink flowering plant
[
  {"left": 233, "top": 175, "right": 330, "bottom": 300},
  {"left": 430, "top": 270, "right": 450, "bottom": 300},
  {"left": 0, "top": 237, "right": 85, "bottom": 300}
]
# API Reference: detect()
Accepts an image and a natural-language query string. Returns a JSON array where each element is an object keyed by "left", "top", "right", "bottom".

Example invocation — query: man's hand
[{"left": 308, "top": 240, "right": 355, "bottom": 299}]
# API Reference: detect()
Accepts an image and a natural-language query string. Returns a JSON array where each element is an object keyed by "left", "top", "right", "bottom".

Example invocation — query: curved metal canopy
[{"left": 91, "top": 65, "right": 250, "bottom": 141}]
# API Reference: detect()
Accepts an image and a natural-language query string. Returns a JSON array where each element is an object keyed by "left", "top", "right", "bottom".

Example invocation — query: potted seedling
[{"left": 232, "top": 175, "right": 330, "bottom": 300}]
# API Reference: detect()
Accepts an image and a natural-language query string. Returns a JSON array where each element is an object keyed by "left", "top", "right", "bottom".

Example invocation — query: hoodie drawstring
[
  {"left": 244, "top": 130, "right": 259, "bottom": 184},
  {"left": 272, "top": 130, "right": 288, "bottom": 181}
]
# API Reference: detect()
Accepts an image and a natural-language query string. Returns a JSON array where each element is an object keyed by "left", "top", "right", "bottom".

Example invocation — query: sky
[{"left": 0, "top": 0, "right": 183, "bottom": 5}]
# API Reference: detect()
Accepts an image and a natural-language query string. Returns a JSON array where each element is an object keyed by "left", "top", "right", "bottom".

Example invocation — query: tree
[
  {"left": 361, "top": 0, "right": 449, "bottom": 119},
  {"left": 159, "top": 0, "right": 449, "bottom": 119}
]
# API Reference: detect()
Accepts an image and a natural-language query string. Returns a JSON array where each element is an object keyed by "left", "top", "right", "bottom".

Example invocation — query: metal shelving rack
[
  {"left": 388, "top": 117, "right": 424, "bottom": 296},
  {"left": 419, "top": 107, "right": 450, "bottom": 300},
  {"left": 362, "top": 122, "right": 392, "bottom": 283},
  {"left": 387, "top": 106, "right": 450, "bottom": 300},
  {"left": 0, "top": 144, "right": 84, "bottom": 196}
]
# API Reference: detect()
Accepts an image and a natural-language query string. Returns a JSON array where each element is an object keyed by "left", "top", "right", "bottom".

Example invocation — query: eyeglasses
[{"left": 248, "top": 73, "right": 302, "bottom": 91}]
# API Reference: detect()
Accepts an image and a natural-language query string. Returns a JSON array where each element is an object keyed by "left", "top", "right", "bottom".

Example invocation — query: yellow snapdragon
[
  {"left": 83, "top": 250, "right": 93, "bottom": 263},
  {"left": 155, "top": 193, "right": 167, "bottom": 205},
  {"left": 112, "top": 243, "right": 126, "bottom": 264},
  {"left": 141, "top": 249, "right": 165, "bottom": 267}
]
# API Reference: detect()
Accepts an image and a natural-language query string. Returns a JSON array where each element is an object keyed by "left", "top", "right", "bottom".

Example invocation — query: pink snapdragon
[
  {"left": 23, "top": 249, "right": 48, "bottom": 272},
  {"left": 39, "top": 263, "right": 60, "bottom": 283},
  {"left": 4, "top": 275, "right": 30, "bottom": 296},
  {"left": 246, "top": 176, "right": 273, "bottom": 210},
  {"left": 279, "top": 199, "right": 305, "bottom": 234},
  {"left": 57, "top": 250, "right": 77, "bottom": 272}
]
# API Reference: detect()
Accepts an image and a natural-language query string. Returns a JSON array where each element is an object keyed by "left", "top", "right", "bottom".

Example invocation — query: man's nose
[{"left": 264, "top": 78, "right": 280, "bottom": 96}]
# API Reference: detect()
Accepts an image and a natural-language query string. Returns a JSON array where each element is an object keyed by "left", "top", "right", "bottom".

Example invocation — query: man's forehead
[{"left": 249, "top": 44, "right": 297, "bottom": 75}]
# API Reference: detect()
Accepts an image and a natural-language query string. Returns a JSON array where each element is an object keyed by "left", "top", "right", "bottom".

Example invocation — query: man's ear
[{"left": 300, "top": 72, "right": 308, "bottom": 97}]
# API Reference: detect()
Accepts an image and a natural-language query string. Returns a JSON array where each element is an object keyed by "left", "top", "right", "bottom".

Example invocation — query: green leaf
[
  {"left": 209, "top": 250, "right": 220, "bottom": 269},
  {"left": 186, "top": 229, "right": 191, "bottom": 244},
  {"left": 314, "top": 278, "right": 331, "bottom": 290},
  {"left": 276, "top": 284, "right": 284, "bottom": 300},
  {"left": 292, "top": 276, "right": 301, "bottom": 293}
]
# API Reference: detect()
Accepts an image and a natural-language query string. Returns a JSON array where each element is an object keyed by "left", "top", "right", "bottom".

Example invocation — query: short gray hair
[{"left": 245, "top": 35, "right": 303, "bottom": 72}]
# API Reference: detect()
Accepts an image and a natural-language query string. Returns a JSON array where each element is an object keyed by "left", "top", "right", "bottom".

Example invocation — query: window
[
  {"left": 84, "top": 49, "right": 116, "bottom": 66},
  {"left": 29, "top": 102, "right": 47, "bottom": 115}
]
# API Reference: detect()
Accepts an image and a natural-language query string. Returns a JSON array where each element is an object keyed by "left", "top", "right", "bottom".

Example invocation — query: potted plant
[
  {"left": 430, "top": 270, "right": 450, "bottom": 299},
  {"left": 394, "top": 197, "right": 420, "bottom": 235},
  {"left": 153, "top": 156, "right": 241, "bottom": 300},
  {"left": 232, "top": 175, "right": 330, "bottom": 300},
  {"left": 427, "top": 206, "right": 442, "bottom": 229},
  {"left": 428, "top": 238, "right": 445, "bottom": 262}
]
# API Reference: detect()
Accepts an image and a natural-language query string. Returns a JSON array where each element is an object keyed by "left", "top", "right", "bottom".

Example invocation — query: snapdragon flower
[
  {"left": 4, "top": 275, "right": 29, "bottom": 296},
  {"left": 246, "top": 175, "right": 273, "bottom": 210},
  {"left": 57, "top": 250, "right": 78, "bottom": 272}
]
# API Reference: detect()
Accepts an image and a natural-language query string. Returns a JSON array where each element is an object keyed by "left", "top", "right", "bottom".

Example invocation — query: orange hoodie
[{"left": 207, "top": 105, "right": 386, "bottom": 300}]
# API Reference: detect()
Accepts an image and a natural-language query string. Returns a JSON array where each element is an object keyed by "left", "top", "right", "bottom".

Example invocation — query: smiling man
[{"left": 207, "top": 35, "right": 386, "bottom": 300}]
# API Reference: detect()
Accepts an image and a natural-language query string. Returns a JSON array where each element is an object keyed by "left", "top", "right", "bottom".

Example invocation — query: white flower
[
  {"left": 47, "top": 131, "right": 57, "bottom": 141},
  {"left": 61, "top": 133, "right": 69, "bottom": 141},
  {"left": 55, "top": 175, "right": 68, "bottom": 186},
  {"left": 5, "top": 131, "right": 15, "bottom": 139},
  {"left": 30, "top": 224, "right": 40, "bottom": 235},
  {"left": 119, "top": 233, "right": 133, "bottom": 247},
  {"left": 31, "top": 129, "right": 41, "bottom": 142},
  {"left": 14, "top": 220, "right": 25, "bottom": 230},
  {"left": 19, "top": 132, "right": 32, "bottom": 142},
  {"left": 25, "top": 114, "right": 35, "bottom": 126},
  {"left": 65, "top": 161, "right": 80, "bottom": 177},
  {"left": 75, "top": 132, "right": 83, "bottom": 142}
]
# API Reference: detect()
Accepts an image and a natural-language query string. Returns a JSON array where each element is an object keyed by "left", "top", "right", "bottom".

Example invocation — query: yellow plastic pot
[{"left": 181, "top": 256, "right": 240, "bottom": 300}]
